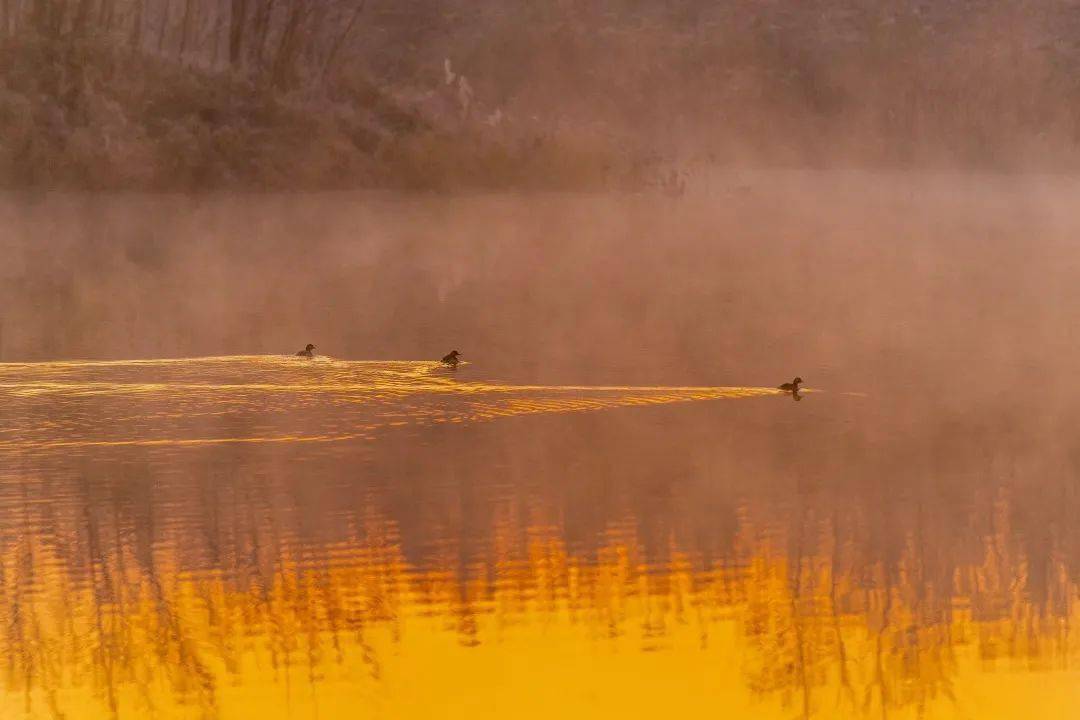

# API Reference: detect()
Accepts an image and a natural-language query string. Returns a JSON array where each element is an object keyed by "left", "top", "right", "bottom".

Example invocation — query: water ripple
[{"left": 0, "top": 355, "right": 781, "bottom": 455}]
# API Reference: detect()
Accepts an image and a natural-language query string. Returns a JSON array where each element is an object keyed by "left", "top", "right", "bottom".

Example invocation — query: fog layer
[{"left": 3, "top": 172, "right": 1078, "bottom": 406}]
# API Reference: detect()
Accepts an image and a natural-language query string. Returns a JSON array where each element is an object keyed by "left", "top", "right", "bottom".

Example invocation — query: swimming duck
[
  {"left": 441, "top": 350, "right": 461, "bottom": 367},
  {"left": 778, "top": 377, "right": 802, "bottom": 392},
  {"left": 296, "top": 343, "right": 316, "bottom": 358}
]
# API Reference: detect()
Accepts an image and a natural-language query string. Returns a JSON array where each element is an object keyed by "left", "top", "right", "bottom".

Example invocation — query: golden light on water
[
  {"left": 0, "top": 357, "right": 1075, "bottom": 719},
  {"left": 1, "top": 510, "right": 1077, "bottom": 720},
  {"left": 0, "top": 356, "right": 781, "bottom": 453}
]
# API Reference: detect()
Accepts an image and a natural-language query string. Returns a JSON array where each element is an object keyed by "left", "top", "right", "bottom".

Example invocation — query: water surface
[
  {"left": 1, "top": 354, "right": 1077, "bottom": 720},
  {"left": 4, "top": 180, "right": 1080, "bottom": 718}
]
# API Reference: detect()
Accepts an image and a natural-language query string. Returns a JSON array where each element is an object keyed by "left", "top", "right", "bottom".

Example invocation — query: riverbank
[{"left": 0, "top": 36, "right": 633, "bottom": 192}]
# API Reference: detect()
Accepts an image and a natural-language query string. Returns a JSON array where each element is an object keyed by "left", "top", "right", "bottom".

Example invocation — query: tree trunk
[
  {"left": 177, "top": 0, "right": 193, "bottom": 57},
  {"left": 193, "top": 0, "right": 209, "bottom": 53},
  {"left": 45, "top": 0, "right": 66, "bottom": 35},
  {"left": 302, "top": 0, "right": 326, "bottom": 67},
  {"left": 128, "top": 0, "right": 143, "bottom": 48},
  {"left": 211, "top": 1, "right": 225, "bottom": 67},
  {"left": 320, "top": 0, "right": 365, "bottom": 85},
  {"left": 228, "top": 0, "right": 248, "bottom": 68},
  {"left": 99, "top": 0, "right": 113, "bottom": 29},
  {"left": 32, "top": 0, "right": 53, "bottom": 35},
  {"left": 52, "top": 0, "right": 67, "bottom": 37},
  {"left": 271, "top": 0, "right": 305, "bottom": 88},
  {"left": 71, "top": 0, "right": 93, "bottom": 36},
  {"left": 249, "top": 0, "right": 273, "bottom": 71},
  {"left": 157, "top": 0, "right": 170, "bottom": 52}
]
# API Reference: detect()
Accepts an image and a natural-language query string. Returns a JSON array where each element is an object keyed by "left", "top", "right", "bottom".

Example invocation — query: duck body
[
  {"left": 296, "top": 343, "right": 316, "bottom": 358},
  {"left": 441, "top": 350, "right": 461, "bottom": 367},
  {"left": 778, "top": 376, "right": 803, "bottom": 392}
]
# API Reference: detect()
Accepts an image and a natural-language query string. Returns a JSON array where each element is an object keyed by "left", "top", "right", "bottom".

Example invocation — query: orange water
[{"left": 0, "top": 356, "right": 1076, "bottom": 719}]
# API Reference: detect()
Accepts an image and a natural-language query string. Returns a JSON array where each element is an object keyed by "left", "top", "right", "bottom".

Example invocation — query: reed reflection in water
[{"left": 1, "top": 357, "right": 1079, "bottom": 719}]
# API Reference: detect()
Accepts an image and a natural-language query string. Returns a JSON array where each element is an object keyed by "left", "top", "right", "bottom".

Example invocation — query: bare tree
[
  {"left": 157, "top": 0, "right": 170, "bottom": 52},
  {"left": 270, "top": 0, "right": 307, "bottom": 88},
  {"left": 31, "top": 0, "right": 63, "bottom": 37},
  {"left": 247, "top": 0, "right": 273, "bottom": 70},
  {"left": 71, "top": 0, "right": 93, "bottom": 36},
  {"left": 301, "top": 0, "right": 325, "bottom": 66},
  {"left": 129, "top": 0, "right": 143, "bottom": 48},
  {"left": 210, "top": 0, "right": 226, "bottom": 67},
  {"left": 177, "top": 0, "right": 193, "bottom": 56},
  {"left": 228, "top": 0, "right": 248, "bottom": 67},
  {"left": 97, "top": 0, "right": 112, "bottom": 29},
  {"left": 320, "top": 0, "right": 366, "bottom": 85}
]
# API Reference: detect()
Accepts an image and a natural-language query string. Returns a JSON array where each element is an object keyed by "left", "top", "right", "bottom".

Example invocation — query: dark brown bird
[
  {"left": 296, "top": 344, "right": 316, "bottom": 358},
  {"left": 778, "top": 377, "right": 802, "bottom": 392},
  {"left": 441, "top": 350, "right": 461, "bottom": 367}
]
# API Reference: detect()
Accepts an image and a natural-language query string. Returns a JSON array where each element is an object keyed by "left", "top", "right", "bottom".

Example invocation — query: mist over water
[
  {"left": 4, "top": 171, "right": 1079, "bottom": 392},
  {"left": 3, "top": 172, "right": 1080, "bottom": 719}
]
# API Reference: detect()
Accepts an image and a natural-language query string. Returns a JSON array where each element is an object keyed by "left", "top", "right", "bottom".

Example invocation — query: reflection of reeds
[{"left": 0, "top": 503, "right": 1077, "bottom": 719}]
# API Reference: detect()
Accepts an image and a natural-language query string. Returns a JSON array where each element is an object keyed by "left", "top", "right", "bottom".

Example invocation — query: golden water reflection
[
  {"left": 2, "top": 504, "right": 1079, "bottom": 719},
  {"left": 1, "top": 357, "right": 1078, "bottom": 718}
]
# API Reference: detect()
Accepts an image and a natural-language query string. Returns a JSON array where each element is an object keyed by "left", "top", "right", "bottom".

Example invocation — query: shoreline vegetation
[
  {"left": 4, "top": 1, "right": 1080, "bottom": 192},
  {"left": 0, "top": 36, "right": 631, "bottom": 192}
]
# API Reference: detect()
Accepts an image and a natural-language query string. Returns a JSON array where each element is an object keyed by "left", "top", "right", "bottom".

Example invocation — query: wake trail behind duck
[{"left": 0, "top": 356, "right": 785, "bottom": 455}]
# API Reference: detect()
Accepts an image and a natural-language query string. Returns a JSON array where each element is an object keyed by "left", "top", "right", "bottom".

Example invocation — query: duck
[
  {"left": 778, "top": 377, "right": 802, "bottom": 392},
  {"left": 441, "top": 350, "right": 461, "bottom": 367},
  {"left": 296, "top": 343, "right": 316, "bottom": 358}
]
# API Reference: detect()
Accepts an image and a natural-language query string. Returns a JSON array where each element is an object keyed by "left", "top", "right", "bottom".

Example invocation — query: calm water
[
  {"left": 3, "top": 179, "right": 1080, "bottom": 718},
  {"left": 1, "top": 354, "right": 1078, "bottom": 719}
]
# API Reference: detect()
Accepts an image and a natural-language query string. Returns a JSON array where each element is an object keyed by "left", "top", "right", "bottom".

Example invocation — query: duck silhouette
[
  {"left": 296, "top": 343, "right": 316, "bottom": 358},
  {"left": 441, "top": 350, "right": 461, "bottom": 367},
  {"left": 778, "top": 377, "right": 802, "bottom": 392}
]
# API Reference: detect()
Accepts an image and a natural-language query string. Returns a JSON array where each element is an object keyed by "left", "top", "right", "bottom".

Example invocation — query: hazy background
[
  {"left": 4, "top": 1, "right": 1080, "bottom": 188},
  {"left": 3, "top": 172, "right": 1079, "bottom": 397},
  {"left": 3, "top": 1, "right": 1080, "bottom": 386}
]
